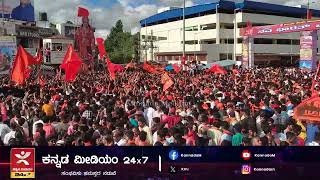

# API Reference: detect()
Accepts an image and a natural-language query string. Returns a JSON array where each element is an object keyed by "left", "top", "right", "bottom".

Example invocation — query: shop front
[
  {"left": 16, "top": 25, "right": 40, "bottom": 55},
  {"left": 15, "top": 25, "right": 55, "bottom": 55}
]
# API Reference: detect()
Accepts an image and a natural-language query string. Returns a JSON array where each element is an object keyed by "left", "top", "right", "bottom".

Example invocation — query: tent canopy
[{"left": 203, "top": 60, "right": 236, "bottom": 69}]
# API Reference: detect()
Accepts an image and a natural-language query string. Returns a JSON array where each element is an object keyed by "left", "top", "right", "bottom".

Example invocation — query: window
[
  {"left": 158, "top": 36, "right": 167, "bottom": 41},
  {"left": 200, "top": 39, "right": 216, "bottom": 44},
  {"left": 292, "top": 40, "right": 300, "bottom": 45},
  {"left": 238, "top": 23, "right": 272, "bottom": 28},
  {"left": 254, "top": 38, "right": 273, "bottom": 44},
  {"left": 220, "top": 54, "right": 232, "bottom": 60},
  {"left": 52, "top": 43, "right": 63, "bottom": 51},
  {"left": 185, "top": 25, "right": 198, "bottom": 31},
  {"left": 200, "top": 23, "right": 216, "bottom": 30},
  {"left": 221, "top": 23, "right": 234, "bottom": 29},
  {"left": 277, "top": 39, "right": 291, "bottom": 45},
  {"left": 220, "top": 39, "right": 234, "bottom": 44},
  {"left": 182, "top": 40, "right": 198, "bottom": 45}
]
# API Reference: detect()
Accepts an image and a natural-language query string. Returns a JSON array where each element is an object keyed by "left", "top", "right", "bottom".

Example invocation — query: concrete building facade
[{"left": 140, "top": 0, "right": 320, "bottom": 65}]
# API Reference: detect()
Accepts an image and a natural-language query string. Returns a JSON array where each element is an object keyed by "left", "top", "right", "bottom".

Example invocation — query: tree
[{"left": 104, "top": 20, "right": 134, "bottom": 64}]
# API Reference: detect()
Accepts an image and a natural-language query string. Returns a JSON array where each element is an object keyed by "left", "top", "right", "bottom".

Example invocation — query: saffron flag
[
  {"left": 207, "top": 64, "right": 227, "bottom": 75},
  {"left": 172, "top": 64, "right": 181, "bottom": 73},
  {"left": 96, "top": 38, "right": 106, "bottom": 59},
  {"left": 143, "top": 63, "right": 157, "bottom": 74},
  {"left": 161, "top": 73, "right": 174, "bottom": 92},
  {"left": 60, "top": 45, "right": 82, "bottom": 82},
  {"left": 11, "top": 46, "right": 39, "bottom": 85},
  {"left": 78, "top": 7, "right": 89, "bottom": 17}
]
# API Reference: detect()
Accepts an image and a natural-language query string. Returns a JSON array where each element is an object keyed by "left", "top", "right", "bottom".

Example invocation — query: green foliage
[{"left": 104, "top": 20, "right": 134, "bottom": 64}]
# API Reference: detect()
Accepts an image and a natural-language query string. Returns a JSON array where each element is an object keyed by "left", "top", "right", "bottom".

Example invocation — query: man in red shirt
[
  {"left": 42, "top": 116, "right": 56, "bottom": 139},
  {"left": 161, "top": 107, "right": 181, "bottom": 129}
]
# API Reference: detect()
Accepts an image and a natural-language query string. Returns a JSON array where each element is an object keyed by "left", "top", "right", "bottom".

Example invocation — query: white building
[
  {"left": 56, "top": 22, "right": 79, "bottom": 39},
  {"left": 140, "top": 0, "right": 320, "bottom": 65}
]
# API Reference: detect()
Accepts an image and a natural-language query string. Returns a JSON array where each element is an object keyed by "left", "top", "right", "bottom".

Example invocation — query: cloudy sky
[{"left": 34, "top": 0, "right": 320, "bottom": 39}]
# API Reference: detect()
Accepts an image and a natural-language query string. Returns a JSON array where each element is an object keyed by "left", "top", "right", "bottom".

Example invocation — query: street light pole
[
  {"left": 183, "top": 0, "right": 186, "bottom": 62},
  {"left": 306, "top": 0, "right": 315, "bottom": 19},
  {"left": 233, "top": 8, "right": 240, "bottom": 61},
  {"left": 216, "top": 3, "right": 220, "bottom": 45}
]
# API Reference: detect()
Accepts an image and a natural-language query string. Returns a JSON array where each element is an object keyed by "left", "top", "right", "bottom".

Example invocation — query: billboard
[
  {"left": 240, "top": 19, "right": 320, "bottom": 36},
  {"left": 299, "top": 31, "right": 317, "bottom": 70},
  {"left": 1, "top": 0, "right": 35, "bottom": 22},
  {"left": 242, "top": 36, "right": 249, "bottom": 67},
  {"left": 0, "top": 36, "right": 17, "bottom": 74}
]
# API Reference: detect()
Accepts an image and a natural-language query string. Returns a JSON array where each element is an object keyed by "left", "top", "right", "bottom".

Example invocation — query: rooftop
[{"left": 140, "top": 0, "right": 320, "bottom": 27}]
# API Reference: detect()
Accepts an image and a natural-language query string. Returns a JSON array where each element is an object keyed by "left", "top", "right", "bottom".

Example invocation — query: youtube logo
[{"left": 242, "top": 150, "right": 251, "bottom": 161}]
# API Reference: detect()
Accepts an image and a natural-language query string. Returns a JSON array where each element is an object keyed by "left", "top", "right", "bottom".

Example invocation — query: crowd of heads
[{"left": 0, "top": 65, "right": 319, "bottom": 146}]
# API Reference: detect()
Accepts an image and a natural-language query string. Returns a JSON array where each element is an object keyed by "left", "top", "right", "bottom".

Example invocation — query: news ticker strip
[
  {"left": 1, "top": 147, "right": 320, "bottom": 179},
  {"left": 1, "top": 147, "right": 320, "bottom": 164}
]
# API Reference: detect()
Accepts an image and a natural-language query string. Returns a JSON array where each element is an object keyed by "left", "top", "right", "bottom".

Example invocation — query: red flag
[
  {"left": 33, "top": 50, "right": 43, "bottom": 65},
  {"left": 78, "top": 7, "right": 89, "bottom": 17},
  {"left": 24, "top": 68, "right": 32, "bottom": 79},
  {"left": 96, "top": 38, "right": 106, "bottom": 59},
  {"left": 125, "top": 62, "right": 135, "bottom": 69},
  {"left": 114, "top": 64, "right": 124, "bottom": 72},
  {"left": 60, "top": 45, "right": 82, "bottom": 82},
  {"left": 161, "top": 73, "right": 174, "bottom": 92},
  {"left": 311, "top": 63, "right": 320, "bottom": 96},
  {"left": 206, "top": 64, "right": 227, "bottom": 75},
  {"left": 181, "top": 56, "right": 186, "bottom": 65},
  {"left": 105, "top": 57, "right": 116, "bottom": 80},
  {"left": 38, "top": 76, "right": 46, "bottom": 87},
  {"left": 143, "top": 63, "right": 157, "bottom": 74},
  {"left": 246, "top": 20, "right": 252, "bottom": 29},
  {"left": 307, "top": 9, "right": 312, "bottom": 19},
  {"left": 11, "top": 46, "right": 39, "bottom": 85},
  {"left": 172, "top": 64, "right": 181, "bottom": 73}
]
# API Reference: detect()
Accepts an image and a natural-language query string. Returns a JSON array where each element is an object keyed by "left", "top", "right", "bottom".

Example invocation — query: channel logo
[
  {"left": 10, "top": 148, "right": 35, "bottom": 178},
  {"left": 242, "top": 150, "right": 251, "bottom": 161},
  {"left": 241, "top": 164, "right": 252, "bottom": 175},
  {"left": 169, "top": 150, "right": 179, "bottom": 161}
]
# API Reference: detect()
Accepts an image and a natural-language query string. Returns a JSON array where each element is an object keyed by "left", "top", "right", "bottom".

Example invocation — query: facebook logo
[{"left": 169, "top": 150, "right": 179, "bottom": 161}]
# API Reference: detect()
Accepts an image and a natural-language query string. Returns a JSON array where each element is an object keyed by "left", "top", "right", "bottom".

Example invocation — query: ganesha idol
[{"left": 75, "top": 16, "right": 95, "bottom": 72}]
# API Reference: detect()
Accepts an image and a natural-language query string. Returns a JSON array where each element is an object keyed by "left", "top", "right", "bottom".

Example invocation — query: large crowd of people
[{"left": 0, "top": 65, "right": 319, "bottom": 146}]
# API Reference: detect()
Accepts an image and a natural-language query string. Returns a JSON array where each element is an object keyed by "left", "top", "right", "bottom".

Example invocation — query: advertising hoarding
[
  {"left": 241, "top": 19, "right": 320, "bottom": 36},
  {"left": 299, "top": 31, "right": 317, "bottom": 70},
  {"left": 0, "top": 0, "right": 35, "bottom": 22},
  {"left": 0, "top": 36, "right": 17, "bottom": 74}
]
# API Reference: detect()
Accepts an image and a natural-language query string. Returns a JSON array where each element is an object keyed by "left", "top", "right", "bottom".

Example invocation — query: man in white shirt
[
  {"left": 138, "top": 117, "right": 153, "bottom": 145},
  {"left": 144, "top": 106, "right": 156, "bottom": 128},
  {"left": 0, "top": 118, "right": 11, "bottom": 142},
  {"left": 113, "top": 129, "right": 127, "bottom": 146}
]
